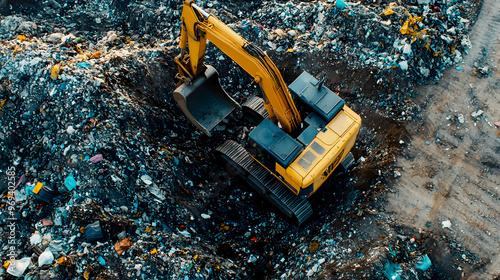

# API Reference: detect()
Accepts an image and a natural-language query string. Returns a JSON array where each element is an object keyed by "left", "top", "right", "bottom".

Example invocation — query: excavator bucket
[{"left": 173, "top": 65, "right": 241, "bottom": 136}]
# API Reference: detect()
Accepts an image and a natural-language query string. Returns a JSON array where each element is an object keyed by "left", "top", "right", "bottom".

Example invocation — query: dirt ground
[{"left": 387, "top": 0, "right": 500, "bottom": 278}]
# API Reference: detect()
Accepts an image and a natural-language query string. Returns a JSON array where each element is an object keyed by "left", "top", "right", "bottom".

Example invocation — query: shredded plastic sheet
[
  {"left": 416, "top": 254, "right": 432, "bottom": 271},
  {"left": 384, "top": 261, "right": 402, "bottom": 280},
  {"left": 6, "top": 258, "right": 31, "bottom": 277},
  {"left": 400, "top": 14, "right": 425, "bottom": 37}
]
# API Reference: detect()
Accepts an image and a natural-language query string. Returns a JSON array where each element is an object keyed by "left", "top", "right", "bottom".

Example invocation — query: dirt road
[{"left": 387, "top": 0, "right": 499, "bottom": 278}]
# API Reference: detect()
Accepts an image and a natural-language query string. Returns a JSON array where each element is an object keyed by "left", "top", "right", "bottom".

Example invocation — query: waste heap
[{"left": 196, "top": 0, "right": 476, "bottom": 83}]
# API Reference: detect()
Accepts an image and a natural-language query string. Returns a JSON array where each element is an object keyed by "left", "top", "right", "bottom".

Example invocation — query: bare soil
[{"left": 387, "top": 0, "right": 500, "bottom": 278}]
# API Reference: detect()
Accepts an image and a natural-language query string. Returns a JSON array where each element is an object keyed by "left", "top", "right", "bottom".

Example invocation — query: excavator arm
[{"left": 174, "top": 0, "right": 302, "bottom": 134}]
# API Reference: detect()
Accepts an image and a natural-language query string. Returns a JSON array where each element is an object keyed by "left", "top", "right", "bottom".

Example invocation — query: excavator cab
[{"left": 173, "top": 65, "right": 241, "bottom": 136}]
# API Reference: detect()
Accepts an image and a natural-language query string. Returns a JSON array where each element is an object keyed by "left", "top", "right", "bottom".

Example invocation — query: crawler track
[
  {"left": 242, "top": 96, "right": 269, "bottom": 120},
  {"left": 216, "top": 140, "right": 313, "bottom": 225}
]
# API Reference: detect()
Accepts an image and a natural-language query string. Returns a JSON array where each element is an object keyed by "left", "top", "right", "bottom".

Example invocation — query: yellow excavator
[{"left": 173, "top": 0, "right": 361, "bottom": 225}]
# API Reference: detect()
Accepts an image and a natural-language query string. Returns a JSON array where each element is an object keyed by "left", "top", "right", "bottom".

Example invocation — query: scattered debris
[{"left": 442, "top": 220, "right": 452, "bottom": 229}]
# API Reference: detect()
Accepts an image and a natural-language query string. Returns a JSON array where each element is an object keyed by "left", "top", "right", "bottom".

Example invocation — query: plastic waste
[
  {"left": 6, "top": 257, "right": 31, "bottom": 277},
  {"left": 141, "top": 174, "right": 153, "bottom": 185},
  {"left": 201, "top": 213, "right": 211, "bottom": 219},
  {"left": 399, "top": 61, "right": 408, "bottom": 72},
  {"left": 66, "top": 126, "right": 76, "bottom": 134},
  {"left": 14, "top": 188, "right": 27, "bottom": 202},
  {"left": 85, "top": 221, "right": 104, "bottom": 242},
  {"left": 402, "top": 43, "right": 412, "bottom": 55},
  {"left": 471, "top": 110, "right": 483, "bottom": 118},
  {"left": 50, "top": 65, "right": 61, "bottom": 80},
  {"left": 38, "top": 186, "right": 54, "bottom": 202},
  {"left": 384, "top": 261, "right": 402, "bottom": 280},
  {"left": 382, "top": 8, "right": 395, "bottom": 16},
  {"left": 49, "top": 240, "right": 63, "bottom": 253},
  {"left": 442, "top": 220, "right": 451, "bottom": 229},
  {"left": 147, "top": 184, "right": 166, "bottom": 200},
  {"left": 416, "top": 254, "right": 432, "bottom": 271},
  {"left": 30, "top": 233, "right": 42, "bottom": 245},
  {"left": 89, "top": 154, "right": 103, "bottom": 163},
  {"left": 309, "top": 241, "right": 319, "bottom": 253},
  {"left": 65, "top": 174, "right": 77, "bottom": 191},
  {"left": 38, "top": 249, "right": 54, "bottom": 266},
  {"left": 77, "top": 62, "right": 91, "bottom": 68},
  {"left": 335, "top": 0, "right": 347, "bottom": 10},
  {"left": 33, "top": 182, "right": 43, "bottom": 194},
  {"left": 115, "top": 237, "right": 132, "bottom": 255}
]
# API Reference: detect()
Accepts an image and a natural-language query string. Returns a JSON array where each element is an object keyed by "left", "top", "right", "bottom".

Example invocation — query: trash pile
[
  {"left": 0, "top": 15, "right": 251, "bottom": 278},
  {"left": 0, "top": 0, "right": 483, "bottom": 279},
  {"left": 195, "top": 0, "right": 476, "bottom": 83},
  {"left": 271, "top": 222, "right": 437, "bottom": 279}
]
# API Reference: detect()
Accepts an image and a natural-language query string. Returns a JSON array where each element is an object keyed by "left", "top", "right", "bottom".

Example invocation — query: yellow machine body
[{"left": 174, "top": 0, "right": 361, "bottom": 201}]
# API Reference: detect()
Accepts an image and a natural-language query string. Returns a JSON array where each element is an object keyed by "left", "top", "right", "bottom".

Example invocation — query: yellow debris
[
  {"left": 92, "top": 51, "right": 102, "bottom": 58},
  {"left": 80, "top": 227, "right": 85, "bottom": 233},
  {"left": 3, "top": 260, "right": 11, "bottom": 269},
  {"left": 58, "top": 256, "right": 66, "bottom": 265},
  {"left": 151, "top": 248, "right": 158, "bottom": 254},
  {"left": 423, "top": 42, "right": 431, "bottom": 52},
  {"left": 193, "top": 255, "right": 198, "bottom": 260},
  {"left": 309, "top": 241, "right": 320, "bottom": 253},
  {"left": 0, "top": 99, "right": 5, "bottom": 110},
  {"left": 83, "top": 271, "right": 90, "bottom": 280},
  {"left": 400, "top": 14, "right": 425, "bottom": 37},
  {"left": 382, "top": 8, "right": 395, "bottom": 16},
  {"left": 287, "top": 48, "right": 294, "bottom": 53},
  {"left": 33, "top": 182, "right": 43, "bottom": 194},
  {"left": 18, "top": 35, "right": 27, "bottom": 41},
  {"left": 145, "top": 227, "right": 152, "bottom": 233},
  {"left": 51, "top": 65, "right": 62, "bottom": 80},
  {"left": 75, "top": 45, "right": 83, "bottom": 54}
]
